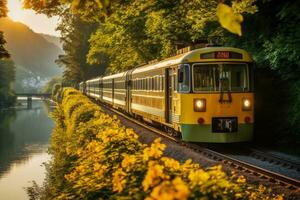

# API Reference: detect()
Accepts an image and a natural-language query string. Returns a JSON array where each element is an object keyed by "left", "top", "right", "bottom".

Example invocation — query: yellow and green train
[{"left": 80, "top": 46, "right": 254, "bottom": 143}]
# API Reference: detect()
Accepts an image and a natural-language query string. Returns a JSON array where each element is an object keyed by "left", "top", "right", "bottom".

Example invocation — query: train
[{"left": 80, "top": 46, "right": 254, "bottom": 143}]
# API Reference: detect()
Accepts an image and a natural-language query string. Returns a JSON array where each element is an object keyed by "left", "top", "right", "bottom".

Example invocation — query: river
[{"left": 0, "top": 99, "right": 54, "bottom": 200}]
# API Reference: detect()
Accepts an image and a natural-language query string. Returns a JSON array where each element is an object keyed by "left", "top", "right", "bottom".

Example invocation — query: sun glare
[
  {"left": 6, "top": 0, "right": 60, "bottom": 36},
  {"left": 7, "top": 0, "right": 27, "bottom": 22}
]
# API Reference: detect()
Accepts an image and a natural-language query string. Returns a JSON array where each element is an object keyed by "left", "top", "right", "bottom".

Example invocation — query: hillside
[
  {"left": 39, "top": 33, "right": 62, "bottom": 50},
  {"left": 0, "top": 18, "right": 63, "bottom": 92}
]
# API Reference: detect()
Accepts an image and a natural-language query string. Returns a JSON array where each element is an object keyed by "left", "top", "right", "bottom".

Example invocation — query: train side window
[
  {"left": 162, "top": 75, "right": 165, "bottom": 91},
  {"left": 132, "top": 80, "right": 134, "bottom": 90},
  {"left": 148, "top": 77, "right": 151, "bottom": 91},
  {"left": 158, "top": 76, "right": 161, "bottom": 91},
  {"left": 142, "top": 79, "right": 144, "bottom": 90},
  {"left": 153, "top": 77, "right": 155, "bottom": 91},
  {"left": 134, "top": 80, "right": 136, "bottom": 90},
  {"left": 140, "top": 79, "right": 142, "bottom": 90},
  {"left": 139, "top": 79, "right": 141, "bottom": 90},
  {"left": 145, "top": 78, "right": 148, "bottom": 91},
  {"left": 157, "top": 76, "right": 160, "bottom": 91},
  {"left": 147, "top": 78, "right": 149, "bottom": 91},
  {"left": 178, "top": 64, "right": 190, "bottom": 93},
  {"left": 174, "top": 73, "right": 178, "bottom": 91},
  {"left": 161, "top": 76, "right": 164, "bottom": 91}
]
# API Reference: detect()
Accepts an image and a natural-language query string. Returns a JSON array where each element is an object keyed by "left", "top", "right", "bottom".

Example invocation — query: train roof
[
  {"left": 132, "top": 47, "right": 252, "bottom": 74},
  {"left": 84, "top": 47, "right": 252, "bottom": 81},
  {"left": 102, "top": 71, "right": 127, "bottom": 80},
  {"left": 86, "top": 77, "right": 102, "bottom": 82}
]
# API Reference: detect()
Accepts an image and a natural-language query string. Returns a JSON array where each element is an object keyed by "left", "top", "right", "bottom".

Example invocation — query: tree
[
  {"left": 224, "top": 0, "right": 300, "bottom": 145},
  {"left": 43, "top": 76, "right": 63, "bottom": 94},
  {"left": 0, "top": 59, "right": 16, "bottom": 107},
  {"left": 0, "top": 0, "right": 15, "bottom": 107},
  {"left": 0, "top": 32, "right": 9, "bottom": 59},
  {"left": 55, "top": 13, "right": 106, "bottom": 83},
  {"left": 0, "top": 0, "right": 9, "bottom": 59}
]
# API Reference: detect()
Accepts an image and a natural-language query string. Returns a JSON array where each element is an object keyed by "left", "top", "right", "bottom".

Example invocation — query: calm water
[{"left": 0, "top": 100, "right": 54, "bottom": 200}]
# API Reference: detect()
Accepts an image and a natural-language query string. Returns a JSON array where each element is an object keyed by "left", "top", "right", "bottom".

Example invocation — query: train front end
[{"left": 178, "top": 47, "right": 254, "bottom": 143}]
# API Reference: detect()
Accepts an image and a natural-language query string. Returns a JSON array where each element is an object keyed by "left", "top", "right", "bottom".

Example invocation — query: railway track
[
  {"left": 248, "top": 147, "right": 300, "bottom": 172},
  {"left": 98, "top": 102, "right": 300, "bottom": 191}
]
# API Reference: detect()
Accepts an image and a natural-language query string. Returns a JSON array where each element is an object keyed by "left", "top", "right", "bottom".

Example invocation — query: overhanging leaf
[{"left": 216, "top": 3, "right": 243, "bottom": 36}]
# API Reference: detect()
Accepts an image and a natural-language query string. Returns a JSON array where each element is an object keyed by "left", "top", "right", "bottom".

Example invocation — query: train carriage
[
  {"left": 82, "top": 46, "right": 254, "bottom": 143},
  {"left": 111, "top": 72, "right": 127, "bottom": 110},
  {"left": 176, "top": 47, "right": 253, "bottom": 142},
  {"left": 79, "top": 82, "right": 85, "bottom": 93},
  {"left": 130, "top": 64, "right": 166, "bottom": 125},
  {"left": 86, "top": 77, "right": 102, "bottom": 99}
]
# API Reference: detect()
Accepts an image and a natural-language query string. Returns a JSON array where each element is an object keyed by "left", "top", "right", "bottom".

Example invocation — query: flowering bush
[{"left": 42, "top": 88, "right": 282, "bottom": 199}]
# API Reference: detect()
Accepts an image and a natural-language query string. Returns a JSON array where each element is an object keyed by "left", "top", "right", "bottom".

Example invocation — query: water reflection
[{"left": 0, "top": 100, "right": 54, "bottom": 199}]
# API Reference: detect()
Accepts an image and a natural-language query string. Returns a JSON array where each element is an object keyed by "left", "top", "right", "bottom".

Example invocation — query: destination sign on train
[{"left": 200, "top": 51, "right": 243, "bottom": 59}]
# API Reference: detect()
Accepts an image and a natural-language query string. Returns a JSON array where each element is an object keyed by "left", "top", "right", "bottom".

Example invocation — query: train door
[
  {"left": 166, "top": 68, "right": 174, "bottom": 123},
  {"left": 125, "top": 70, "right": 133, "bottom": 114}
]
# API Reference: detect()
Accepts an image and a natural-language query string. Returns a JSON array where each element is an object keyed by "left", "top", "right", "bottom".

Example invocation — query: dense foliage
[
  {"left": 0, "top": 59, "right": 16, "bottom": 107},
  {"left": 0, "top": 0, "right": 15, "bottom": 108},
  {"left": 223, "top": 0, "right": 300, "bottom": 145},
  {"left": 22, "top": 0, "right": 256, "bottom": 75},
  {"left": 0, "top": 0, "right": 8, "bottom": 59},
  {"left": 23, "top": 0, "right": 300, "bottom": 146},
  {"left": 28, "top": 88, "right": 282, "bottom": 199}
]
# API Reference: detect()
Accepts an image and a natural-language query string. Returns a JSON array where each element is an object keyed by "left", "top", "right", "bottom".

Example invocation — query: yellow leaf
[{"left": 216, "top": 3, "right": 243, "bottom": 36}]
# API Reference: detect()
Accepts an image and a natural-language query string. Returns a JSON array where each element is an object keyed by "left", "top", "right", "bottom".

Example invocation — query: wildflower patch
[{"left": 44, "top": 88, "right": 282, "bottom": 199}]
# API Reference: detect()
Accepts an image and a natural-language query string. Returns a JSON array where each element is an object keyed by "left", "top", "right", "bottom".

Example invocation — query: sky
[{"left": 7, "top": 0, "right": 60, "bottom": 36}]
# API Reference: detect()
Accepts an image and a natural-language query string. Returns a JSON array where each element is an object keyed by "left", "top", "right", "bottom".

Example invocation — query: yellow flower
[
  {"left": 125, "top": 128, "right": 139, "bottom": 139},
  {"left": 188, "top": 169, "right": 210, "bottom": 186},
  {"left": 235, "top": 193, "right": 242, "bottom": 199},
  {"left": 162, "top": 157, "right": 180, "bottom": 170},
  {"left": 142, "top": 162, "right": 167, "bottom": 191},
  {"left": 121, "top": 154, "right": 137, "bottom": 168},
  {"left": 143, "top": 138, "right": 166, "bottom": 161},
  {"left": 146, "top": 177, "right": 190, "bottom": 200},
  {"left": 112, "top": 169, "right": 127, "bottom": 192},
  {"left": 172, "top": 177, "right": 190, "bottom": 199},
  {"left": 93, "top": 163, "right": 107, "bottom": 177},
  {"left": 236, "top": 175, "right": 246, "bottom": 183}
]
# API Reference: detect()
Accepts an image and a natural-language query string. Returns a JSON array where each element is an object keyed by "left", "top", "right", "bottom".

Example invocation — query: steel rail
[{"left": 247, "top": 147, "right": 300, "bottom": 172}]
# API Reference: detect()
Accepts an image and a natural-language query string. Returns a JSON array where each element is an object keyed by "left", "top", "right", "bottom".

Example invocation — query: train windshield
[{"left": 193, "top": 63, "right": 249, "bottom": 92}]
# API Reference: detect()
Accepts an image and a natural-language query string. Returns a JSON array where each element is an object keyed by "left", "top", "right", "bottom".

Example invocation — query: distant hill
[
  {"left": 39, "top": 33, "right": 62, "bottom": 50},
  {"left": 0, "top": 18, "right": 63, "bottom": 92}
]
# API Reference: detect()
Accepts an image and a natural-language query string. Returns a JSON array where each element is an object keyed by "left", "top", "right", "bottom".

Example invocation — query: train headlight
[
  {"left": 242, "top": 98, "right": 252, "bottom": 111},
  {"left": 194, "top": 98, "right": 206, "bottom": 112}
]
